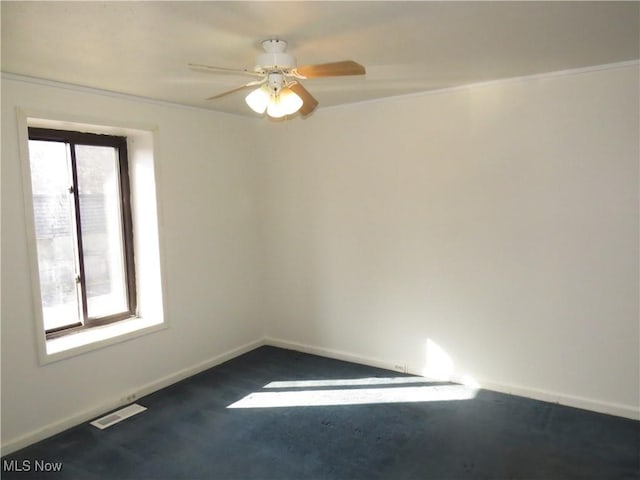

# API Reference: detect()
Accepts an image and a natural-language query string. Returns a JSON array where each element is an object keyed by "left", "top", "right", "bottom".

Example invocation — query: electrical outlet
[
  {"left": 393, "top": 364, "right": 407, "bottom": 373},
  {"left": 122, "top": 393, "right": 137, "bottom": 403}
]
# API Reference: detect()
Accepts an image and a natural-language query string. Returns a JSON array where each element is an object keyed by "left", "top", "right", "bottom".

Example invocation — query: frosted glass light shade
[
  {"left": 245, "top": 87, "right": 270, "bottom": 114},
  {"left": 266, "top": 89, "right": 303, "bottom": 118}
]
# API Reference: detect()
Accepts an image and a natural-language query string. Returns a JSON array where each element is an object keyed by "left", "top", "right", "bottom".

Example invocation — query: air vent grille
[{"left": 90, "top": 403, "right": 147, "bottom": 430}]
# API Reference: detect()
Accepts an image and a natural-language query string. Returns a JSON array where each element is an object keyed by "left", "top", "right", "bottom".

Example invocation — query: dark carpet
[{"left": 2, "top": 346, "right": 639, "bottom": 479}]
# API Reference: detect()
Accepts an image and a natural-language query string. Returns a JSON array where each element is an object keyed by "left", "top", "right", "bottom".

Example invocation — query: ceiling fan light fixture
[
  {"left": 193, "top": 37, "right": 365, "bottom": 119},
  {"left": 266, "top": 88, "right": 303, "bottom": 118},
  {"left": 245, "top": 86, "right": 270, "bottom": 114}
]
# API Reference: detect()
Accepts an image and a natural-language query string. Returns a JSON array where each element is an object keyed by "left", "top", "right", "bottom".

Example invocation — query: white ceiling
[{"left": 2, "top": 1, "right": 638, "bottom": 118}]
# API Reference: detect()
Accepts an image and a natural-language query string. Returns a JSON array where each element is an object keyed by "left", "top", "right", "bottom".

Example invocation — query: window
[{"left": 27, "top": 128, "right": 136, "bottom": 338}]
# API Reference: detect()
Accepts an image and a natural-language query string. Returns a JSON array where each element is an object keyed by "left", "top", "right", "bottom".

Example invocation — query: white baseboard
[
  {"left": 265, "top": 337, "right": 406, "bottom": 373},
  {"left": 473, "top": 378, "right": 640, "bottom": 421},
  {"left": 1, "top": 338, "right": 265, "bottom": 456},
  {"left": 264, "top": 337, "right": 640, "bottom": 421},
  {"left": 4, "top": 336, "right": 637, "bottom": 456}
]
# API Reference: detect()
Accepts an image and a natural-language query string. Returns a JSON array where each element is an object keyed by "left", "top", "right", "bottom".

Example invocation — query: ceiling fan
[{"left": 189, "top": 39, "right": 366, "bottom": 118}]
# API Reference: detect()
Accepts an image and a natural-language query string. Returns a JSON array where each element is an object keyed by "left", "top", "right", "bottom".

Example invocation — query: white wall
[
  {"left": 2, "top": 63, "right": 638, "bottom": 452},
  {"left": 258, "top": 64, "right": 639, "bottom": 417},
  {"left": 1, "top": 77, "right": 264, "bottom": 449}
]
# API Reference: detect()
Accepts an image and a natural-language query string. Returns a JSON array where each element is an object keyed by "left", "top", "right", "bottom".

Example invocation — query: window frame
[{"left": 28, "top": 127, "right": 137, "bottom": 339}]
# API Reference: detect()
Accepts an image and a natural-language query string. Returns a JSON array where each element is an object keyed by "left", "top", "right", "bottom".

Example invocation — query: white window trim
[
  {"left": 16, "top": 108, "right": 169, "bottom": 365},
  {"left": 45, "top": 316, "right": 165, "bottom": 360}
]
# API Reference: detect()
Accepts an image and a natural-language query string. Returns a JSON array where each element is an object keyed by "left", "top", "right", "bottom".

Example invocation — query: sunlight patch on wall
[
  {"left": 424, "top": 339, "right": 454, "bottom": 381},
  {"left": 423, "top": 338, "right": 480, "bottom": 389}
]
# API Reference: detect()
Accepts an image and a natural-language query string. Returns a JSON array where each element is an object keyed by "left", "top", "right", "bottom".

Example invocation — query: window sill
[{"left": 42, "top": 316, "right": 166, "bottom": 364}]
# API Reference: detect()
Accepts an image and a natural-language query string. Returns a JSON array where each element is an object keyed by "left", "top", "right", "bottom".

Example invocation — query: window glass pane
[
  {"left": 75, "top": 144, "right": 129, "bottom": 318},
  {"left": 28, "top": 140, "right": 82, "bottom": 331}
]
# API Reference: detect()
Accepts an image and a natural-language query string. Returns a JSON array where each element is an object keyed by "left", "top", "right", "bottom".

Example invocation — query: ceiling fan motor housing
[{"left": 254, "top": 39, "right": 296, "bottom": 72}]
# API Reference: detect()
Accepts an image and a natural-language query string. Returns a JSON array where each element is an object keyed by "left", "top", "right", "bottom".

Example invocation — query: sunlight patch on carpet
[
  {"left": 227, "top": 383, "right": 477, "bottom": 408},
  {"left": 264, "top": 377, "right": 434, "bottom": 389}
]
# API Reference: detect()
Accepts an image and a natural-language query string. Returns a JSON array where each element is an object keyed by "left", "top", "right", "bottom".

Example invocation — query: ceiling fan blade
[
  {"left": 206, "top": 80, "right": 264, "bottom": 101},
  {"left": 288, "top": 82, "right": 319, "bottom": 116},
  {"left": 189, "top": 63, "right": 263, "bottom": 78},
  {"left": 294, "top": 60, "right": 366, "bottom": 79}
]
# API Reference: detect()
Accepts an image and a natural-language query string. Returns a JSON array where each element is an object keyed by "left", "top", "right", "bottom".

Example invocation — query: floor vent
[{"left": 90, "top": 403, "right": 147, "bottom": 430}]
